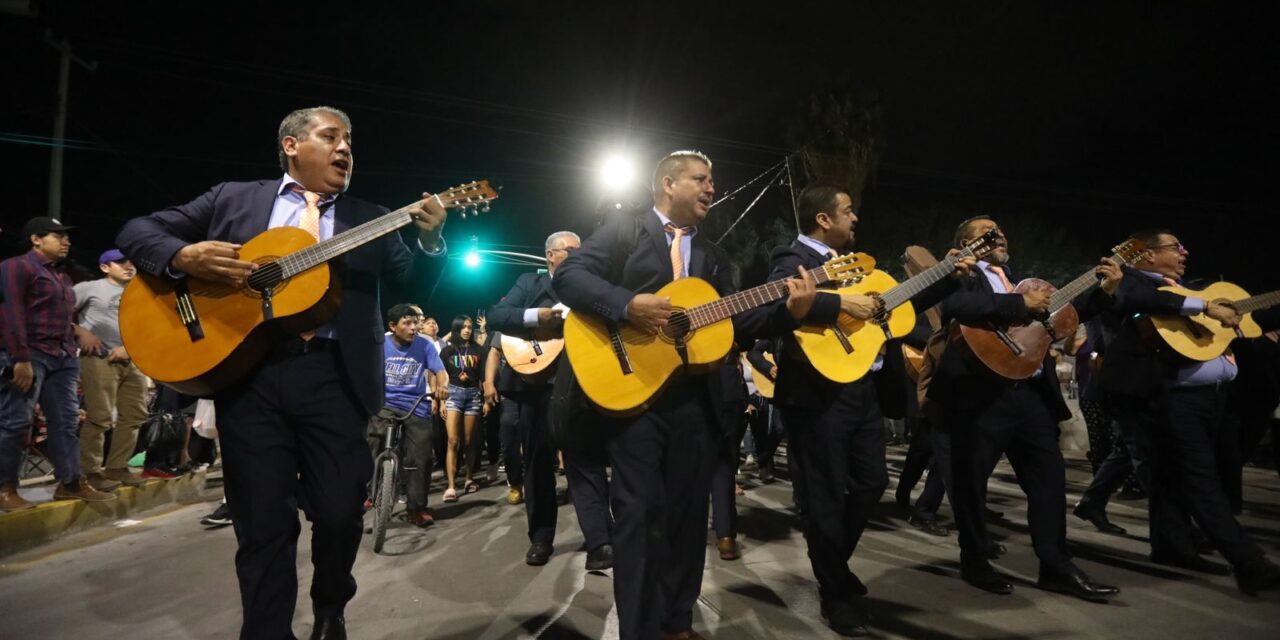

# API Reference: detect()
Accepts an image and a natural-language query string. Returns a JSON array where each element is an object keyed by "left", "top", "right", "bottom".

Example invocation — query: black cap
[{"left": 22, "top": 216, "right": 76, "bottom": 238}]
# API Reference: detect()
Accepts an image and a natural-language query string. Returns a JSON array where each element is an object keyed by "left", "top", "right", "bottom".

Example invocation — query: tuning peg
[
  {"left": 459, "top": 208, "right": 469, "bottom": 219},
  {"left": 481, "top": 203, "right": 490, "bottom": 213}
]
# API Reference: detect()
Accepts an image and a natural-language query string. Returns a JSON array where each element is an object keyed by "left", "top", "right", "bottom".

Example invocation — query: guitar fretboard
[
  {"left": 684, "top": 261, "right": 848, "bottom": 329},
  {"left": 1047, "top": 248, "right": 1135, "bottom": 315},
  {"left": 879, "top": 248, "right": 973, "bottom": 310},
  {"left": 1234, "top": 290, "right": 1280, "bottom": 314},
  {"left": 278, "top": 205, "right": 419, "bottom": 278}
]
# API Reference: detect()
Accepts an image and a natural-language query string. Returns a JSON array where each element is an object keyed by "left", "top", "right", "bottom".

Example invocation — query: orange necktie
[
  {"left": 287, "top": 183, "right": 323, "bottom": 240},
  {"left": 988, "top": 264, "right": 1014, "bottom": 293},
  {"left": 665, "top": 223, "right": 690, "bottom": 280}
]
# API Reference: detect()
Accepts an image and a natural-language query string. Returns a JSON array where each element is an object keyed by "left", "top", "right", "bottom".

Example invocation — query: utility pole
[{"left": 43, "top": 31, "right": 97, "bottom": 219}]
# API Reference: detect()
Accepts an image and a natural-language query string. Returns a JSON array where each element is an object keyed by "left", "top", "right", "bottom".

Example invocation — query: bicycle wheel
[{"left": 372, "top": 457, "right": 396, "bottom": 553}]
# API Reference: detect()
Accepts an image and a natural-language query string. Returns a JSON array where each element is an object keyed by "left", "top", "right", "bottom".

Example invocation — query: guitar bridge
[
  {"left": 174, "top": 280, "right": 204, "bottom": 342},
  {"left": 833, "top": 325, "right": 855, "bottom": 354},
  {"left": 608, "top": 325, "right": 633, "bottom": 375}
]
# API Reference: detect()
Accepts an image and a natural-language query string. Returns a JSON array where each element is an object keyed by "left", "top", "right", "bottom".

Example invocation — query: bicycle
[{"left": 368, "top": 392, "right": 431, "bottom": 553}]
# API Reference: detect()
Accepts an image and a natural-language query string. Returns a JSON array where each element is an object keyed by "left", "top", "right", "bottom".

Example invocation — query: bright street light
[{"left": 599, "top": 155, "right": 634, "bottom": 191}]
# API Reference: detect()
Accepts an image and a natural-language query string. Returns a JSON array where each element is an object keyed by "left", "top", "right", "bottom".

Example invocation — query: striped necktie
[{"left": 664, "top": 222, "right": 693, "bottom": 280}]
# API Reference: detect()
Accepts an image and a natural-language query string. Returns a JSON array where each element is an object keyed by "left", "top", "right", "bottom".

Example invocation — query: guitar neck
[
  {"left": 1047, "top": 248, "right": 1130, "bottom": 314},
  {"left": 279, "top": 204, "right": 419, "bottom": 278},
  {"left": 879, "top": 251, "right": 967, "bottom": 310},
  {"left": 1234, "top": 289, "right": 1280, "bottom": 314},
  {"left": 687, "top": 261, "right": 842, "bottom": 329}
]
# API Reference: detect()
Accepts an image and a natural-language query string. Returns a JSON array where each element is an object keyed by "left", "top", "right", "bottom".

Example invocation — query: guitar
[
  {"left": 120, "top": 181, "right": 499, "bottom": 395},
  {"left": 901, "top": 246, "right": 944, "bottom": 383},
  {"left": 563, "top": 254, "right": 871, "bottom": 415},
  {"left": 1146, "top": 284, "right": 1279, "bottom": 361},
  {"left": 741, "top": 351, "right": 776, "bottom": 399},
  {"left": 959, "top": 238, "right": 1145, "bottom": 379},
  {"left": 500, "top": 332, "right": 565, "bottom": 383},
  {"left": 795, "top": 229, "right": 1001, "bottom": 383}
]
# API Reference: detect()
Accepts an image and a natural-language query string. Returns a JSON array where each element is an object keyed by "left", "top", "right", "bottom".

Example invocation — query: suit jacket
[
  {"left": 489, "top": 271, "right": 561, "bottom": 394},
  {"left": 552, "top": 210, "right": 797, "bottom": 430},
  {"left": 927, "top": 266, "right": 1112, "bottom": 420},
  {"left": 765, "top": 238, "right": 958, "bottom": 414},
  {"left": 1094, "top": 265, "right": 1202, "bottom": 400},
  {"left": 116, "top": 179, "right": 441, "bottom": 416}
]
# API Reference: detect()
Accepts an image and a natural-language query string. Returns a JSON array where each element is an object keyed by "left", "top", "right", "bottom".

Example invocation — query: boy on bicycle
[{"left": 375, "top": 303, "right": 447, "bottom": 526}]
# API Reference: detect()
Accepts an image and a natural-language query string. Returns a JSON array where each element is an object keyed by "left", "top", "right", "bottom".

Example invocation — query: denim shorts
[{"left": 445, "top": 384, "right": 483, "bottom": 416}]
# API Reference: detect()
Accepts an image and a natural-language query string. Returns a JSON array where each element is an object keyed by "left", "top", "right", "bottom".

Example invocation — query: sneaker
[
  {"left": 85, "top": 473, "right": 122, "bottom": 492},
  {"left": 141, "top": 467, "right": 180, "bottom": 480},
  {"left": 200, "top": 502, "right": 233, "bottom": 527},
  {"left": 407, "top": 509, "right": 435, "bottom": 527},
  {"left": 507, "top": 486, "right": 524, "bottom": 505},
  {"left": 53, "top": 478, "right": 117, "bottom": 503}
]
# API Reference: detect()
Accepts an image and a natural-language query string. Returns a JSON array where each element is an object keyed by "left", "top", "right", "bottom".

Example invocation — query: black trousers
[
  {"left": 500, "top": 398, "right": 525, "bottom": 487},
  {"left": 748, "top": 395, "right": 781, "bottom": 469},
  {"left": 1079, "top": 396, "right": 1152, "bottom": 512},
  {"left": 564, "top": 436, "right": 614, "bottom": 553},
  {"left": 710, "top": 407, "right": 750, "bottom": 539},
  {"left": 781, "top": 377, "right": 887, "bottom": 603},
  {"left": 949, "top": 382, "right": 1071, "bottom": 574},
  {"left": 897, "top": 416, "right": 932, "bottom": 501},
  {"left": 916, "top": 418, "right": 954, "bottom": 515},
  {"left": 608, "top": 382, "right": 717, "bottom": 640},
  {"left": 215, "top": 347, "right": 370, "bottom": 640},
  {"left": 1147, "top": 385, "right": 1263, "bottom": 565},
  {"left": 511, "top": 389, "right": 557, "bottom": 544}
]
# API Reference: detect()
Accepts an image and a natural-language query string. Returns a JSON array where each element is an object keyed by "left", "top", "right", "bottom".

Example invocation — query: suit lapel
[
  {"left": 792, "top": 239, "right": 826, "bottom": 270},
  {"left": 538, "top": 273, "right": 559, "bottom": 304},
  {"left": 643, "top": 211, "right": 674, "bottom": 286},
  {"left": 689, "top": 233, "right": 708, "bottom": 279},
  {"left": 332, "top": 195, "right": 353, "bottom": 235},
  {"left": 250, "top": 179, "right": 282, "bottom": 238}
]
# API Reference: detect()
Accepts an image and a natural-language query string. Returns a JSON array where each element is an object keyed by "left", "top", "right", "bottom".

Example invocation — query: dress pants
[
  {"left": 949, "top": 382, "right": 1071, "bottom": 574},
  {"left": 500, "top": 398, "right": 525, "bottom": 487},
  {"left": 916, "top": 419, "right": 953, "bottom": 514},
  {"left": 1079, "top": 395, "right": 1152, "bottom": 512},
  {"left": 512, "top": 388, "right": 557, "bottom": 544},
  {"left": 215, "top": 346, "right": 371, "bottom": 640},
  {"left": 563, "top": 436, "right": 613, "bottom": 552},
  {"left": 608, "top": 381, "right": 717, "bottom": 640},
  {"left": 898, "top": 416, "right": 932, "bottom": 500},
  {"left": 781, "top": 377, "right": 887, "bottom": 603},
  {"left": 1148, "top": 385, "right": 1263, "bottom": 565},
  {"left": 711, "top": 408, "right": 750, "bottom": 539}
]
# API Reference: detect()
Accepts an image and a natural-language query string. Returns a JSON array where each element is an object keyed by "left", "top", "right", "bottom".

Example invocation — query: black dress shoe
[
  {"left": 820, "top": 600, "right": 871, "bottom": 637},
  {"left": 909, "top": 509, "right": 951, "bottom": 537},
  {"left": 1235, "top": 557, "right": 1280, "bottom": 595},
  {"left": 1038, "top": 565, "right": 1119, "bottom": 603},
  {"left": 962, "top": 567, "right": 1014, "bottom": 595},
  {"left": 526, "top": 542, "right": 553, "bottom": 566},
  {"left": 585, "top": 543, "right": 613, "bottom": 571},
  {"left": 310, "top": 615, "right": 346, "bottom": 640},
  {"left": 895, "top": 489, "right": 912, "bottom": 509},
  {"left": 1150, "top": 551, "right": 1232, "bottom": 576},
  {"left": 985, "top": 507, "right": 1005, "bottom": 522},
  {"left": 986, "top": 542, "right": 1007, "bottom": 559},
  {"left": 1072, "top": 503, "right": 1127, "bottom": 535},
  {"left": 850, "top": 572, "right": 869, "bottom": 597}
]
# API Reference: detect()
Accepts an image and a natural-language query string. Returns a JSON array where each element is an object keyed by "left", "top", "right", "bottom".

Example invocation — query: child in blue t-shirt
[{"left": 373, "top": 303, "right": 445, "bottom": 526}]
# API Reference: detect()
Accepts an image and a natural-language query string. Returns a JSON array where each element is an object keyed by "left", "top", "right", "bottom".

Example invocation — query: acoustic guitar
[
  {"left": 1146, "top": 284, "right": 1279, "bottom": 361},
  {"left": 500, "top": 332, "right": 565, "bottom": 383},
  {"left": 796, "top": 229, "right": 1001, "bottom": 383},
  {"left": 959, "top": 238, "right": 1145, "bottom": 379},
  {"left": 741, "top": 351, "right": 776, "bottom": 399},
  {"left": 120, "top": 181, "right": 499, "bottom": 395},
  {"left": 563, "top": 253, "right": 870, "bottom": 415},
  {"left": 901, "top": 246, "right": 944, "bottom": 383}
]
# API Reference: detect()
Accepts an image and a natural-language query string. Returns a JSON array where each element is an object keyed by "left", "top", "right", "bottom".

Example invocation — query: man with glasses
[{"left": 1092, "top": 229, "right": 1280, "bottom": 593}]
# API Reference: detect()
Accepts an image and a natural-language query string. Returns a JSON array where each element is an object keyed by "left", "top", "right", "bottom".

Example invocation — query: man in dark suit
[
  {"left": 928, "top": 216, "right": 1121, "bottom": 603},
  {"left": 1093, "top": 229, "right": 1280, "bottom": 593},
  {"left": 553, "top": 151, "right": 814, "bottom": 640},
  {"left": 488, "top": 230, "right": 615, "bottom": 569},
  {"left": 765, "top": 183, "right": 973, "bottom": 636},
  {"left": 117, "top": 106, "right": 448, "bottom": 640}
]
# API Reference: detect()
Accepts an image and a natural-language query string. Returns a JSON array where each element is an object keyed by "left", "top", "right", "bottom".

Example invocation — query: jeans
[{"left": 0, "top": 350, "right": 82, "bottom": 484}]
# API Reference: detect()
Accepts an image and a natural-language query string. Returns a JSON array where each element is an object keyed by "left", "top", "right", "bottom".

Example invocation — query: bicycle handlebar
[{"left": 381, "top": 392, "right": 432, "bottom": 422}]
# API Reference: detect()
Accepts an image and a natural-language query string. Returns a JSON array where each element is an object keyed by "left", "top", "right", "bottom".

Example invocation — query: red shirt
[{"left": 0, "top": 249, "right": 78, "bottom": 360}]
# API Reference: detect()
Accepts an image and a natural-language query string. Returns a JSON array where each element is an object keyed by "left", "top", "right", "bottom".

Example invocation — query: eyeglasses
[{"left": 1148, "top": 242, "right": 1186, "bottom": 252}]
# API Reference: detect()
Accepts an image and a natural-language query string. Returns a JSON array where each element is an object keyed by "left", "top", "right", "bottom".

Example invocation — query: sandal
[
  {"left": 443, "top": 487, "right": 458, "bottom": 502},
  {"left": 464, "top": 481, "right": 480, "bottom": 495}
]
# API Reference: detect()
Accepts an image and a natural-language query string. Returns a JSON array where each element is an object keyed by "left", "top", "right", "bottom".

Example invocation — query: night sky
[{"left": 3, "top": 2, "right": 1274, "bottom": 319}]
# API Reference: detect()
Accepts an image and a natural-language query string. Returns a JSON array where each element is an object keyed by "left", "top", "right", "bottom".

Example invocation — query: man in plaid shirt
[{"left": 1, "top": 217, "right": 115, "bottom": 511}]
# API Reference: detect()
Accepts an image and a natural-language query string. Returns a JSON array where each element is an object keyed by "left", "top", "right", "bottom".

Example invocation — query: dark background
[{"left": 3, "top": 1, "right": 1274, "bottom": 320}]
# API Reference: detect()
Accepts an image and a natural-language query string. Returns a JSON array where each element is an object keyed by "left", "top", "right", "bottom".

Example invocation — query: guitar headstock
[
  {"left": 820, "top": 251, "right": 876, "bottom": 286},
  {"left": 437, "top": 180, "right": 500, "bottom": 219},
  {"left": 962, "top": 228, "right": 1002, "bottom": 261},
  {"left": 1112, "top": 237, "right": 1147, "bottom": 265}
]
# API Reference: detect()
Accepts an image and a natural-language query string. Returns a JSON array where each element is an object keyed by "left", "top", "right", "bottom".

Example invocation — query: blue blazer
[{"left": 115, "top": 179, "right": 442, "bottom": 416}]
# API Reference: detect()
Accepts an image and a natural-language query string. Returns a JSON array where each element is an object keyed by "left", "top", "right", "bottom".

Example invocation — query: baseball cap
[
  {"left": 99, "top": 248, "right": 127, "bottom": 265},
  {"left": 22, "top": 216, "right": 76, "bottom": 238}
]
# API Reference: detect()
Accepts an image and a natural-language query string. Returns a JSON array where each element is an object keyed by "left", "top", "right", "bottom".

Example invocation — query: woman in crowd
[{"left": 439, "top": 315, "right": 484, "bottom": 501}]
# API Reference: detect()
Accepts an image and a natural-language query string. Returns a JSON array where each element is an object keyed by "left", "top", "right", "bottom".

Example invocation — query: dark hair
[
  {"left": 796, "top": 183, "right": 850, "bottom": 235},
  {"left": 386, "top": 303, "right": 418, "bottom": 328},
  {"left": 421, "top": 313, "right": 437, "bottom": 323},
  {"left": 448, "top": 314, "right": 475, "bottom": 347},
  {"left": 953, "top": 215, "right": 993, "bottom": 249},
  {"left": 1129, "top": 227, "right": 1175, "bottom": 248}
]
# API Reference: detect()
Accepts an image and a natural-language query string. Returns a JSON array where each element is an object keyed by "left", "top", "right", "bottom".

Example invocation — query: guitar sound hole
[
  {"left": 660, "top": 310, "right": 693, "bottom": 343},
  {"left": 245, "top": 260, "right": 287, "bottom": 297}
]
